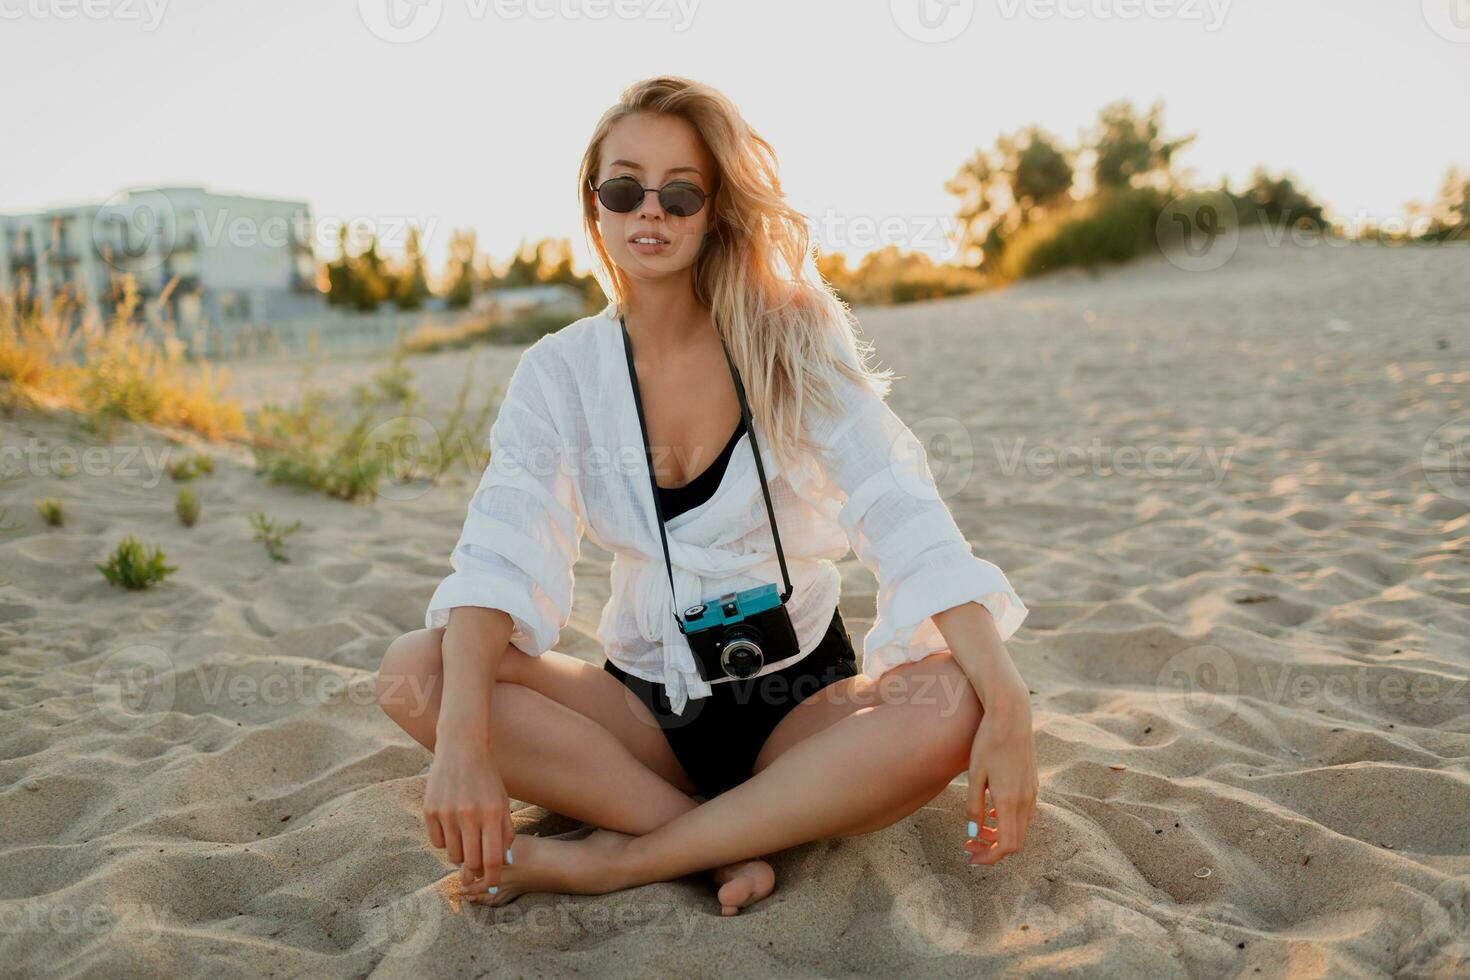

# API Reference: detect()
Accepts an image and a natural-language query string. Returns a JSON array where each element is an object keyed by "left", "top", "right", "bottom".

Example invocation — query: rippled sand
[{"left": 2, "top": 228, "right": 1467, "bottom": 977}]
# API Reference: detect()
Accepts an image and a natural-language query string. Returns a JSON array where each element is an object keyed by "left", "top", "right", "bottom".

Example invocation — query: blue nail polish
[
  {"left": 967, "top": 819, "right": 978, "bottom": 837},
  {"left": 489, "top": 886, "right": 498, "bottom": 895},
  {"left": 505, "top": 848, "right": 513, "bottom": 865}
]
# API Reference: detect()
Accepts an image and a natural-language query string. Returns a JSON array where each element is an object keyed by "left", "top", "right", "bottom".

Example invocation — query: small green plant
[
  {"left": 167, "top": 451, "right": 214, "bottom": 482},
  {"left": 250, "top": 388, "right": 383, "bottom": 503},
  {"left": 97, "top": 535, "right": 177, "bottom": 590},
  {"left": 37, "top": 497, "right": 63, "bottom": 526},
  {"left": 249, "top": 511, "right": 303, "bottom": 563},
  {"left": 175, "top": 486, "right": 200, "bottom": 527}
]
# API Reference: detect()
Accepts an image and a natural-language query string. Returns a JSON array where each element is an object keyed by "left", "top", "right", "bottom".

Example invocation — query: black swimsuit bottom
[
  {"left": 608, "top": 412, "right": 857, "bottom": 798},
  {"left": 603, "top": 605, "right": 858, "bottom": 800}
]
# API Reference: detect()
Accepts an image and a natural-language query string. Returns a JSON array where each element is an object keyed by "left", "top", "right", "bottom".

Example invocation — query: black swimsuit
[{"left": 601, "top": 415, "right": 859, "bottom": 799}]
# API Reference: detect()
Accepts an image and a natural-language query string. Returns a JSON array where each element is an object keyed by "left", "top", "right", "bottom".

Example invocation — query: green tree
[
  {"left": 946, "top": 126, "right": 1074, "bottom": 272},
  {"left": 445, "top": 228, "right": 477, "bottom": 309},
  {"left": 499, "top": 239, "right": 542, "bottom": 288},
  {"left": 325, "top": 225, "right": 358, "bottom": 308},
  {"left": 352, "top": 235, "right": 392, "bottom": 312},
  {"left": 1088, "top": 100, "right": 1194, "bottom": 192},
  {"left": 1419, "top": 166, "right": 1470, "bottom": 242},
  {"left": 1233, "top": 168, "right": 1326, "bottom": 231},
  {"left": 393, "top": 227, "right": 430, "bottom": 310}
]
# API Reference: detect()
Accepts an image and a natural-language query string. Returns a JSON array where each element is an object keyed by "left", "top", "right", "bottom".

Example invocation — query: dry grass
[
  {"left": 5, "top": 277, "right": 499, "bottom": 505},
  {"left": 0, "top": 279, "right": 244, "bottom": 440}
]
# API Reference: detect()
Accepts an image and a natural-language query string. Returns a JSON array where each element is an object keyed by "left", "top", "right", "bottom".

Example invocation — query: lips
[{"left": 628, "top": 232, "right": 670, "bottom": 245}]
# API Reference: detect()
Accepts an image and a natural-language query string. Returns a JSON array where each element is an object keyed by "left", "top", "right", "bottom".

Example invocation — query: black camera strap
[{"left": 620, "top": 314, "right": 794, "bottom": 637}]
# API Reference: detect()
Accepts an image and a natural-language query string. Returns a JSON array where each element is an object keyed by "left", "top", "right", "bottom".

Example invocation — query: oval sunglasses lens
[{"left": 659, "top": 183, "right": 706, "bottom": 217}]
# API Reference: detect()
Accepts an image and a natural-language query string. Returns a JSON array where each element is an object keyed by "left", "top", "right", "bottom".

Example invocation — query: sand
[{"left": 1, "top": 228, "right": 1468, "bottom": 977}]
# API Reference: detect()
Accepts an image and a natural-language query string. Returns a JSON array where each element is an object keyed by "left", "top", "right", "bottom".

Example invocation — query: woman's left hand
[{"left": 963, "top": 676, "right": 1038, "bottom": 866}]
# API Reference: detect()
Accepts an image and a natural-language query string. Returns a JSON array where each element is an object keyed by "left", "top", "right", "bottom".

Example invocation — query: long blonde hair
[{"left": 578, "top": 75, "right": 895, "bottom": 475}]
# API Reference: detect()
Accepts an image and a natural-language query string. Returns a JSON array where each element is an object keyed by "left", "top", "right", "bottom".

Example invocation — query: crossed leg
[
  {"left": 378, "top": 627, "right": 774, "bottom": 914},
  {"left": 455, "top": 648, "right": 986, "bottom": 904}
]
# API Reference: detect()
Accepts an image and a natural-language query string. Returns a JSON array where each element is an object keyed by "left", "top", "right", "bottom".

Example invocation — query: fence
[{"left": 173, "top": 308, "right": 480, "bottom": 361}]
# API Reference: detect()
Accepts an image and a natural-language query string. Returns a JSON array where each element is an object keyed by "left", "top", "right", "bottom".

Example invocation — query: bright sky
[{"left": 2, "top": 0, "right": 1465, "bottom": 273}]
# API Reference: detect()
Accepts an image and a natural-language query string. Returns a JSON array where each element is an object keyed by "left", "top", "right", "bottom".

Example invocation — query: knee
[{"left": 378, "top": 628, "right": 444, "bottom": 721}]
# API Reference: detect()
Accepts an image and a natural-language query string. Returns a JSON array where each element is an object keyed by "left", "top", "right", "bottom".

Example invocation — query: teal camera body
[
  {"left": 680, "top": 582, "right": 799, "bottom": 682},
  {"left": 682, "top": 583, "right": 781, "bottom": 630}
]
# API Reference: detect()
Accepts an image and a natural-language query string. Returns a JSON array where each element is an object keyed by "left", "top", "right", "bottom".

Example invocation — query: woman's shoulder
[{"left": 516, "top": 309, "right": 612, "bottom": 379}]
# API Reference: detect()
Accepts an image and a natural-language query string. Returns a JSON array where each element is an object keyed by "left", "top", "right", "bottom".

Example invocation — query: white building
[{"left": 0, "top": 186, "right": 321, "bottom": 327}]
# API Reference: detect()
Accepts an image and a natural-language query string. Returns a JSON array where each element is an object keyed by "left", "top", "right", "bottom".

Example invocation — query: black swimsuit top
[{"left": 657, "top": 416, "right": 748, "bottom": 521}]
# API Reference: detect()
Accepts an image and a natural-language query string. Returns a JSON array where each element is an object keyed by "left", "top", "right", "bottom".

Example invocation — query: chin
[{"left": 613, "top": 244, "right": 697, "bottom": 276}]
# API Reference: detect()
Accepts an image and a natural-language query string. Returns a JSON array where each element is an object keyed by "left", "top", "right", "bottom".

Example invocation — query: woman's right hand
[{"left": 422, "top": 736, "right": 514, "bottom": 890}]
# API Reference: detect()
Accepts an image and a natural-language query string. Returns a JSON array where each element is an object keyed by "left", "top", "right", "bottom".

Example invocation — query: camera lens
[{"left": 720, "top": 625, "right": 764, "bottom": 679}]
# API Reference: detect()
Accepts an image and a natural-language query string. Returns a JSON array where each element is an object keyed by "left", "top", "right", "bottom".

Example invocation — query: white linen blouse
[{"left": 426, "top": 304, "right": 1028, "bottom": 716}]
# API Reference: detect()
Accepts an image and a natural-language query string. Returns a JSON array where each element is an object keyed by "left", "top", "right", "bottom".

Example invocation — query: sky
[{"left": 2, "top": 0, "right": 1465, "bottom": 274}]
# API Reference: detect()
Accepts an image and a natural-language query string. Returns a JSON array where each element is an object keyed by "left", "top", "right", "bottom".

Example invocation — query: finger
[
  {"left": 971, "top": 841, "right": 1007, "bottom": 865},
  {"left": 460, "top": 816, "right": 484, "bottom": 882},
  {"left": 424, "top": 810, "right": 446, "bottom": 851},
  {"left": 462, "top": 866, "right": 497, "bottom": 897},
  {"left": 482, "top": 823, "right": 502, "bottom": 889},
  {"left": 963, "top": 839, "right": 997, "bottom": 860},
  {"left": 970, "top": 820, "right": 1013, "bottom": 865},
  {"left": 444, "top": 818, "right": 465, "bottom": 866},
  {"left": 502, "top": 808, "right": 515, "bottom": 859},
  {"left": 967, "top": 803, "right": 1016, "bottom": 866},
  {"left": 965, "top": 833, "right": 1000, "bottom": 864},
  {"left": 965, "top": 770, "right": 987, "bottom": 837},
  {"left": 995, "top": 797, "right": 1023, "bottom": 857}
]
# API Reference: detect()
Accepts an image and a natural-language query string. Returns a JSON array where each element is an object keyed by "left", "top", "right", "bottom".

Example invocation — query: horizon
[{"left": 3, "top": 0, "right": 1466, "bottom": 274}]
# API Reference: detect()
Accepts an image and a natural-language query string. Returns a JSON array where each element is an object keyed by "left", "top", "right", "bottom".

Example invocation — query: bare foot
[
  {"left": 709, "top": 859, "right": 776, "bottom": 916},
  {"left": 460, "top": 831, "right": 775, "bottom": 915},
  {"left": 459, "top": 830, "right": 631, "bottom": 907}
]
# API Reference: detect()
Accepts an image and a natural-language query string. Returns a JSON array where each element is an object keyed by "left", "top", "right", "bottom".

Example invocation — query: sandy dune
[{"left": 2, "top": 229, "right": 1468, "bottom": 977}]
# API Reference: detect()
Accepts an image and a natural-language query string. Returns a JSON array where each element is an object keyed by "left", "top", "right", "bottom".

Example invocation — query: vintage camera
[{"left": 681, "top": 583, "right": 801, "bottom": 682}]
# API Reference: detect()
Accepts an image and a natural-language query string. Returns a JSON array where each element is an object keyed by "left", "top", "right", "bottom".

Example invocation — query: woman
[{"left": 377, "top": 76, "right": 1036, "bottom": 916}]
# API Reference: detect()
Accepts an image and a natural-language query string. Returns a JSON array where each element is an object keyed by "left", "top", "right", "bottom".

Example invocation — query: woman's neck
[{"left": 622, "top": 277, "right": 714, "bottom": 358}]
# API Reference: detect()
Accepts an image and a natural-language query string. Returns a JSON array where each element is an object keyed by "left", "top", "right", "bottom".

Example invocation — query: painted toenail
[
  {"left": 489, "top": 886, "right": 498, "bottom": 895},
  {"left": 967, "top": 819, "right": 978, "bottom": 837},
  {"left": 505, "top": 848, "right": 513, "bottom": 865}
]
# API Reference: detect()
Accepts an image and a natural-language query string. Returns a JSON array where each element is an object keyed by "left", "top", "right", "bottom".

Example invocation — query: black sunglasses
[{"left": 591, "top": 176, "right": 709, "bottom": 218}]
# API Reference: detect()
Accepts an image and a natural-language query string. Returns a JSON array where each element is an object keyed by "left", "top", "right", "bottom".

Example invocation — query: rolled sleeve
[
  {"left": 807, "top": 366, "right": 1028, "bottom": 680},
  {"left": 425, "top": 345, "right": 583, "bottom": 656}
]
